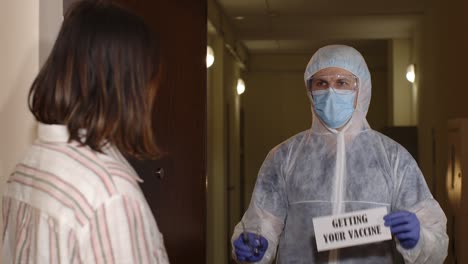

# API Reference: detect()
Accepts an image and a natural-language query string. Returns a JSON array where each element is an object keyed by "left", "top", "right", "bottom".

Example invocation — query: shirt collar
[
  {"left": 37, "top": 123, "right": 143, "bottom": 183},
  {"left": 38, "top": 123, "right": 70, "bottom": 143}
]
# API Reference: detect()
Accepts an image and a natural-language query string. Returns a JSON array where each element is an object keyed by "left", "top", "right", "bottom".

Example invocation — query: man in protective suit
[{"left": 232, "top": 45, "right": 448, "bottom": 264}]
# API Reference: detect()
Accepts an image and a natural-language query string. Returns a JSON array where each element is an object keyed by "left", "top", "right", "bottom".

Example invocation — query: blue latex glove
[
  {"left": 384, "top": 210, "right": 420, "bottom": 249},
  {"left": 233, "top": 232, "right": 268, "bottom": 262}
]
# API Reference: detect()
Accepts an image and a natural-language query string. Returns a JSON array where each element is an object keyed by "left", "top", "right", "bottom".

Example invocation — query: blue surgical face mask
[{"left": 311, "top": 88, "right": 356, "bottom": 129}]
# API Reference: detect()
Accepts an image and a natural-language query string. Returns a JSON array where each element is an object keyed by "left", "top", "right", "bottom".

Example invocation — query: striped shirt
[{"left": 2, "top": 123, "right": 169, "bottom": 263}]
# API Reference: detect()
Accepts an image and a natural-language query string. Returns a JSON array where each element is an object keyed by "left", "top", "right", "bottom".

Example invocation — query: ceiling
[{"left": 215, "top": 0, "right": 424, "bottom": 54}]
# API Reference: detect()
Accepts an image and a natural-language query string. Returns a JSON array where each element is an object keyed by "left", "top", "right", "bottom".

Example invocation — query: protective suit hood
[{"left": 304, "top": 45, "right": 372, "bottom": 134}]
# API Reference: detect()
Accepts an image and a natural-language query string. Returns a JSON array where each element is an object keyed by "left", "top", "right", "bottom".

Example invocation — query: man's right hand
[{"left": 233, "top": 232, "right": 268, "bottom": 262}]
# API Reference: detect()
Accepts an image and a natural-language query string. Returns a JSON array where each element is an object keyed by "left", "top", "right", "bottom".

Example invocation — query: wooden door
[
  {"left": 111, "top": 1, "right": 207, "bottom": 263},
  {"left": 63, "top": 0, "right": 207, "bottom": 262}
]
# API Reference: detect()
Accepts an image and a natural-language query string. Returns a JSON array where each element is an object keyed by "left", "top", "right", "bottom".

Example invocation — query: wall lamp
[
  {"left": 206, "top": 46, "right": 214, "bottom": 68},
  {"left": 406, "top": 64, "right": 415, "bottom": 83},
  {"left": 237, "top": 78, "right": 245, "bottom": 95}
]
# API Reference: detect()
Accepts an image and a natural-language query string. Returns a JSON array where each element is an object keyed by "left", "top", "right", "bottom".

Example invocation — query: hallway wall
[
  {"left": 207, "top": 0, "right": 248, "bottom": 262},
  {"left": 207, "top": 31, "right": 228, "bottom": 264},
  {"left": 416, "top": 0, "right": 468, "bottom": 262},
  {"left": 243, "top": 54, "right": 311, "bottom": 202},
  {"left": 389, "top": 39, "right": 415, "bottom": 126},
  {"left": 207, "top": 35, "right": 245, "bottom": 264}
]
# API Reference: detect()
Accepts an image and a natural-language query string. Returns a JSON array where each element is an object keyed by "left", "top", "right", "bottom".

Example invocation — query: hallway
[
  {"left": 207, "top": 0, "right": 468, "bottom": 263},
  {"left": 1, "top": 0, "right": 468, "bottom": 263}
]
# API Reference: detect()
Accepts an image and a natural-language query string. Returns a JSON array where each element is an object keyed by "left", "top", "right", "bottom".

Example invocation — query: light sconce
[
  {"left": 237, "top": 78, "right": 245, "bottom": 95},
  {"left": 406, "top": 64, "right": 415, "bottom": 83},
  {"left": 206, "top": 46, "right": 214, "bottom": 68}
]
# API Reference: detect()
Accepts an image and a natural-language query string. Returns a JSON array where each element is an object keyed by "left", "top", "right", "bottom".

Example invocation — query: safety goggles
[{"left": 307, "top": 74, "right": 358, "bottom": 93}]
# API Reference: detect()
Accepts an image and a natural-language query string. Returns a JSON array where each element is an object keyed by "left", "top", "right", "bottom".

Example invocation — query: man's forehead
[{"left": 314, "top": 67, "right": 352, "bottom": 76}]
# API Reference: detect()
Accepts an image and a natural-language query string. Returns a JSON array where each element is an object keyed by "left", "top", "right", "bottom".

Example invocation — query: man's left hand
[{"left": 384, "top": 210, "right": 420, "bottom": 249}]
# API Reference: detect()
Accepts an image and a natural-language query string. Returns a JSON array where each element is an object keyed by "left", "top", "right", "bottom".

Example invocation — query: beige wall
[
  {"left": 416, "top": 0, "right": 468, "bottom": 263},
  {"left": 0, "top": 0, "right": 62, "bottom": 186},
  {"left": 39, "top": 0, "right": 63, "bottom": 65},
  {"left": 0, "top": 1, "right": 38, "bottom": 187},
  {"left": 0, "top": 2, "right": 39, "bottom": 260}
]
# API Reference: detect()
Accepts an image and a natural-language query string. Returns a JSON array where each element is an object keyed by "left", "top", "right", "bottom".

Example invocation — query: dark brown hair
[{"left": 29, "top": 0, "right": 161, "bottom": 159}]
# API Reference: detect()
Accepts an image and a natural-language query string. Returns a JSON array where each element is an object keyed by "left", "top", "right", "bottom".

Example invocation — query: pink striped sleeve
[
  {"left": 2, "top": 197, "right": 12, "bottom": 241},
  {"left": 80, "top": 195, "right": 169, "bottom": 264},
  {"left": 48, "top": 218, "right": 60, "bottom": 264}
]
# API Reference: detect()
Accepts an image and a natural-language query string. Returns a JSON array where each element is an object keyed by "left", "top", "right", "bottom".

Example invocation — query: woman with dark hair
[{"left": 2, "top": 1, "right": 169, "bottom": 263}]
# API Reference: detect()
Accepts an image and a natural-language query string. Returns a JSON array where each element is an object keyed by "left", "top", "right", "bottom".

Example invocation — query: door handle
[{"left": 155, "top": 168, "right": 165, "bottom": 179}]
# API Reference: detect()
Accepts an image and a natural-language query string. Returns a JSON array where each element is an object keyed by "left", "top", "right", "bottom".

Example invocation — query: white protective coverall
[{"left": 231, "top": 45, "right": 448, "bottom": 264}]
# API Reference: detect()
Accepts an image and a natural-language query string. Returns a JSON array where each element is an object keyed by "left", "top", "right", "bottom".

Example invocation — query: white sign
[{"left": 312, "top": 207, "right": 392, "bottom": 252}]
